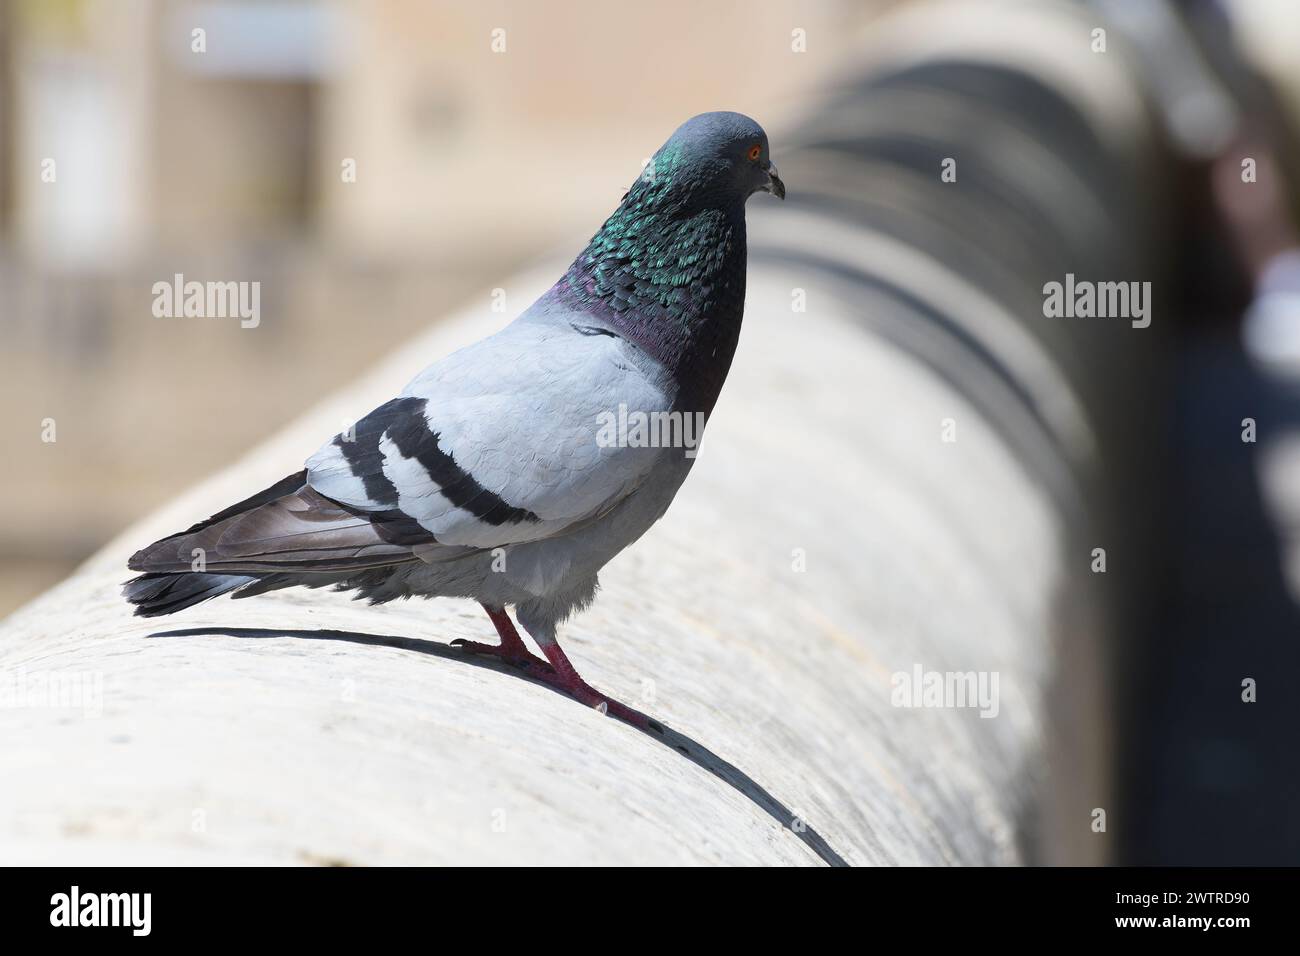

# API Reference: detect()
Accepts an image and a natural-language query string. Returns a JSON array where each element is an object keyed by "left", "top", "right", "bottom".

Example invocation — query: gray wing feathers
[
  {"left": 306, "top": 320, "right": 669, "bottom": 550},
  {"left": 128, "top": 480, "right": 416, "bottom": 574},
  {"left": 132, "top": 318, "right": 669, "bottom": 579}
]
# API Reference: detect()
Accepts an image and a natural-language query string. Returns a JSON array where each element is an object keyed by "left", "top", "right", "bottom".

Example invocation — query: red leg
[
  {"left": 452, "top": 604, "right": 554, "bottom": 673},
  {"left": 455, "top": 607, "right": 656, "bottom": 731},
  {"left": 533, "top": 633, "right": 653, "bottom": 729}
]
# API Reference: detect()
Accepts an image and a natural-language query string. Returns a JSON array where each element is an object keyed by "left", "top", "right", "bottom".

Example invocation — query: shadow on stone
[{"left": 150, "top": 625, "right": 849, "bottom": 867}]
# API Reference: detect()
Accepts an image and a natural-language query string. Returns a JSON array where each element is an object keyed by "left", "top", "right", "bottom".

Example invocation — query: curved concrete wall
[{"left": 0, "top": 0, "right": 1165, "bottom": 865}]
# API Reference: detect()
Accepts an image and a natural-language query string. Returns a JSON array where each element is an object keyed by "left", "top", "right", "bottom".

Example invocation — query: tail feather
[
  {"left": 123, "top": 572, "right": 257, "bottom": 617},
  {"left": 123, "top": 470, "right": 423, "bottom": 617},
  {"left": 127, "top": 470, "right": 417, "bottom": 576}
]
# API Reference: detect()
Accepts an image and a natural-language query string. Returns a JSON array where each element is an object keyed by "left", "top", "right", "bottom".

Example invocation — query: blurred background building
[{"left": 0, "top": 0, "right": 867, "bottom": 613}]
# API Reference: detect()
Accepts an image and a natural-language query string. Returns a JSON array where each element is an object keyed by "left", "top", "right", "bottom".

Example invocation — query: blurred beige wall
[{"left": 316, "top": 0, "right": 858, "bottom": 259}]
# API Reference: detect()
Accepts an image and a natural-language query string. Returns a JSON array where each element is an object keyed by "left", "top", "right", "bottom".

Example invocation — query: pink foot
[
  {"left": 450, "top": 638, "right": 554, "bottom": 672},
  {"left": 534, "top": 637, "right": 657, "bottom": 732},
  {"left": 561, "top": 681, "right": 654, "bottom": 730},
  {"left": 452, "top": 604, "right": 554, "bottom": 674},
  {"left": 459, "top": 605, "right": 660, "bottom": 733}
]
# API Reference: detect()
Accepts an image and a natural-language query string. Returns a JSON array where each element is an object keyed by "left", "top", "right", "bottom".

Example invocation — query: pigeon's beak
[{"left": 763, "top": 162, "right": 786, "bottom": 200}]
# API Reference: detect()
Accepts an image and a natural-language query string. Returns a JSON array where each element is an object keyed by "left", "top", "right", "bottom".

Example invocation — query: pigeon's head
[{"left": 648, "top": 111, "right": 785, "bottom": 204}]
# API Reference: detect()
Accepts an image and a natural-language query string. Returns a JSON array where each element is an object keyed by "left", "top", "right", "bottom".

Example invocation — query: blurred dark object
[{"left": 1097, "top": 0, "right": 1300, "bottom": 864}]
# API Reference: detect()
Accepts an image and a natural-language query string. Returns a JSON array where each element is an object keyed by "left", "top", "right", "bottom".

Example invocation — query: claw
[
  {"left": 451, "top": 636, "right": 553, "bottom": 673},
  {"left": 466, "top": 604, "right": 656, "bottom": 731}
]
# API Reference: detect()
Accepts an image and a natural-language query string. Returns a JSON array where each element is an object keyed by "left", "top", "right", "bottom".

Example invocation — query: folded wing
[
  {"left": 127, "top": 471, "right": 420, "bottom": 574},
  {"left": 307, "top": 319, "right": 670, "bottom": 550},
  {"left": 131, "top": 319, "right": 670, "bottom": 576}
]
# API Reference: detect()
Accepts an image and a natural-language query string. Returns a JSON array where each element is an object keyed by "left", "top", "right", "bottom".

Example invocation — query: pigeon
[{"left": 124, "top": 111, "right": 785, "bottom": 724}]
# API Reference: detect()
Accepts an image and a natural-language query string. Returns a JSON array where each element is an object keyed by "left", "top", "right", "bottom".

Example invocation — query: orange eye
[{"left": 747, "top": 144, "right": 762, "bottom": 161}]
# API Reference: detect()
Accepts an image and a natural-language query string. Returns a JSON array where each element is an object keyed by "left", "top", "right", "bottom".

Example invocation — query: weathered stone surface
[{"left": 0, "top": 257, "right": 1068, "bottom": 866}]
